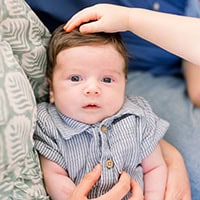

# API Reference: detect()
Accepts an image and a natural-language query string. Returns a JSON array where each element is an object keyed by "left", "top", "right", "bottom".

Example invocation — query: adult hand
[
  {"left": 68, "top": 164, "right": 143, "bottom": 200},
  {"left": 160, "top": 140, "right": 191, "bottom": 200},
  {"left": 64, "top": 4, "right": 131, "bottom": 33}
]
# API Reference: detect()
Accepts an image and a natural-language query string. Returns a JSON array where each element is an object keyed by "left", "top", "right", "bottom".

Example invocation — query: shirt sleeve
[
  {"left": 134, "top": 96, "right": 169, "bottom": 160},
  {"left": 34, "top": 102, "right": 67, "bottom": 170}
]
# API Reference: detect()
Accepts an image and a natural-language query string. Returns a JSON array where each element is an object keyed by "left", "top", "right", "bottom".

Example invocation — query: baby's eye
[
  {"left": 102, "top": 77, "right": 112, "bottom": 83},
  {"left": 70, "top": 75, "right": 82, "bottom": 82}
]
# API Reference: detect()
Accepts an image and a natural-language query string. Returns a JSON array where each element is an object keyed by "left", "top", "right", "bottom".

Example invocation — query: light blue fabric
[
  {"left": 126, "top": 71, "right": 200, "bottom": 200},
  {"left": 186, "top": 0, "right": 200, "bottom": 17}
]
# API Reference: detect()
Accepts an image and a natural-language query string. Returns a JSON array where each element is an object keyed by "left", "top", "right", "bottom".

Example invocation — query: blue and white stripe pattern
[{"left": 34, "top": 96, "right": 169, "bottom": 199}]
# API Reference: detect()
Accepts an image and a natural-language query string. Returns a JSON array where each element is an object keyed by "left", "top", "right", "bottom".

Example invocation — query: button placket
[{"left": 99, "top": 124, "right": 115, "bottom": 170}]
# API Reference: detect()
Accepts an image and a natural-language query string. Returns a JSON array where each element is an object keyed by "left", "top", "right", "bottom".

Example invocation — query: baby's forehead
[
  {"left": 56, "top": 45, "right": 125, "bottom": 66},
  {"left": 59, "top": 43, "right": 121, "bottom": 55}
]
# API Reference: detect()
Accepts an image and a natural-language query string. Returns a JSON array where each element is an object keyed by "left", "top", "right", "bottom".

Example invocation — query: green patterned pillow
[{"left": 0, "top": 0, "right": 50, "bottom": 199}]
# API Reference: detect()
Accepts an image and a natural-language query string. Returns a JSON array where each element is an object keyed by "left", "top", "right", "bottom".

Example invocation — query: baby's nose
[{"left": 84, "top": 81, "right": 101, "bottom": 96}]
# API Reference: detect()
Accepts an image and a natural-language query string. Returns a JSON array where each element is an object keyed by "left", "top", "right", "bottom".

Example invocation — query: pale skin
[
  {"left": 183, "top": 60, "right": 200, "bottom": 107},
  {"left": 159, "top": 140, "right": 191, "bottom": 200},
  {"left": 43, "top": 44, "right": 167, "bottom": 200},
  {"left": 64, "top": 4, "right": 192, "bottom": 199}
]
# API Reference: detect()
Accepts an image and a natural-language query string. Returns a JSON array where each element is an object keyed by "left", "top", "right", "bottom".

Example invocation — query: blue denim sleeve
[{"left": 185, "top": 0, "right": 200, "bottom": 17}]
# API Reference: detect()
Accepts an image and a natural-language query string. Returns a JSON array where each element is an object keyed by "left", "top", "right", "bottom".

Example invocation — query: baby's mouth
[{"left": 83, "top": 104, "right": 100, "bottom": 109}]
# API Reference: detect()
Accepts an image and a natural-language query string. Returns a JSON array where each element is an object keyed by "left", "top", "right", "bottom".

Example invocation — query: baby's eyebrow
[{"left": 103, "top": 69, "right": 123, "bottom": 75}]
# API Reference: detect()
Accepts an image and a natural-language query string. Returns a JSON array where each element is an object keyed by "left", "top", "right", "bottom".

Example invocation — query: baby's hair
[{"left": 47, "top": 24, "right": 128, "bottom": 81}]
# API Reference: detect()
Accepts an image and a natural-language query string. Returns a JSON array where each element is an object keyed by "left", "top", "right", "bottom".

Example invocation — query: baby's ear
[
  {"left": 49, "top": 90, "right": 55, "bottom": 103},
  {"left": 47, "top": 78, "right": 55, "bottom": 103}
]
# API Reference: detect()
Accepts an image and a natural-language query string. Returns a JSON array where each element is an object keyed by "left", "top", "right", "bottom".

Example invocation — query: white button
[{"left": 153, "top": 2, "right": 160, "bottom": 10}]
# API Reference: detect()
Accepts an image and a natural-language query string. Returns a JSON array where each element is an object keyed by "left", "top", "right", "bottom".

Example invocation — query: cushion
[{"left": 0, "top": 0, "right": 50, "bottom": 198}]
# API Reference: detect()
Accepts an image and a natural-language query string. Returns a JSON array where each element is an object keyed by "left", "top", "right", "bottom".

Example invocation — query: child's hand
[{"left": 64, "top": 4, "right": 131, "bottom": 34}]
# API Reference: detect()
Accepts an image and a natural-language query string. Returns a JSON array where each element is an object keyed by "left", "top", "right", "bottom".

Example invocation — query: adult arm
[
  {"left": 182, "top": 60, "right": 200, "bottom": 107},
  {"left": 160, "top": 140, "right": 191, "bottom": 200},
  {"left": 142, "top": 145, "right": 167, "bottom": 200},
  {"left": 64, "top": 4, "right": 200, "bottom": 66}
]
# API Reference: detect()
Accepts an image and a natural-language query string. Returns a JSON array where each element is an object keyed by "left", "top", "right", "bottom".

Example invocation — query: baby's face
[{"left": 50, "top": 44, "right": 126, "bottom": 124}]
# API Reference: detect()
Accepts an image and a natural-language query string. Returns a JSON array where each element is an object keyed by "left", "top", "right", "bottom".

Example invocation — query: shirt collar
[{"left": 48, "top": 96, "right": 144, "bottom": 140}]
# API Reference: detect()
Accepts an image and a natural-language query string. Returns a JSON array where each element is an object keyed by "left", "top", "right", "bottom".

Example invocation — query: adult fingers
[
  {"left": 68, "top": 164, "right": 101, "bottom": 200},
  {"left": 96, "top": 171, "right": 131, "bottom": 200},
  {"left": 128, "top": 180, "right": 144, "bottom": 200}
]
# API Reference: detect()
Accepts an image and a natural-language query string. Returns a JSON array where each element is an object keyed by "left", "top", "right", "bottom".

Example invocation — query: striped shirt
[{"left": 34, "top": 96, "right": 169, "bottom": 199}]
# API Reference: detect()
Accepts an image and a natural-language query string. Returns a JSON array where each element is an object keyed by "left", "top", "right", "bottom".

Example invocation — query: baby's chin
[
  {"left": 78, "top": 118, "right": 102, "bottom": 125},
  {"left": 76, "top": 109, "right": 121, "bottom": 124},
  {"left": 76, "top": 116, "right": 106, "bottom": 125}
]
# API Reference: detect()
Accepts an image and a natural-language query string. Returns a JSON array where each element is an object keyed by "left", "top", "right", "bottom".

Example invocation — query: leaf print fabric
[{"left": 0, "top": 0, "right": 50, "bottom": 199}]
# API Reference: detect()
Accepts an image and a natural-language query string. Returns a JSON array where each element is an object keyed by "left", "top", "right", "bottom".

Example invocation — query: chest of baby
[{"left": 58, "top": 122, "right": 144, "bottom": 191}]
